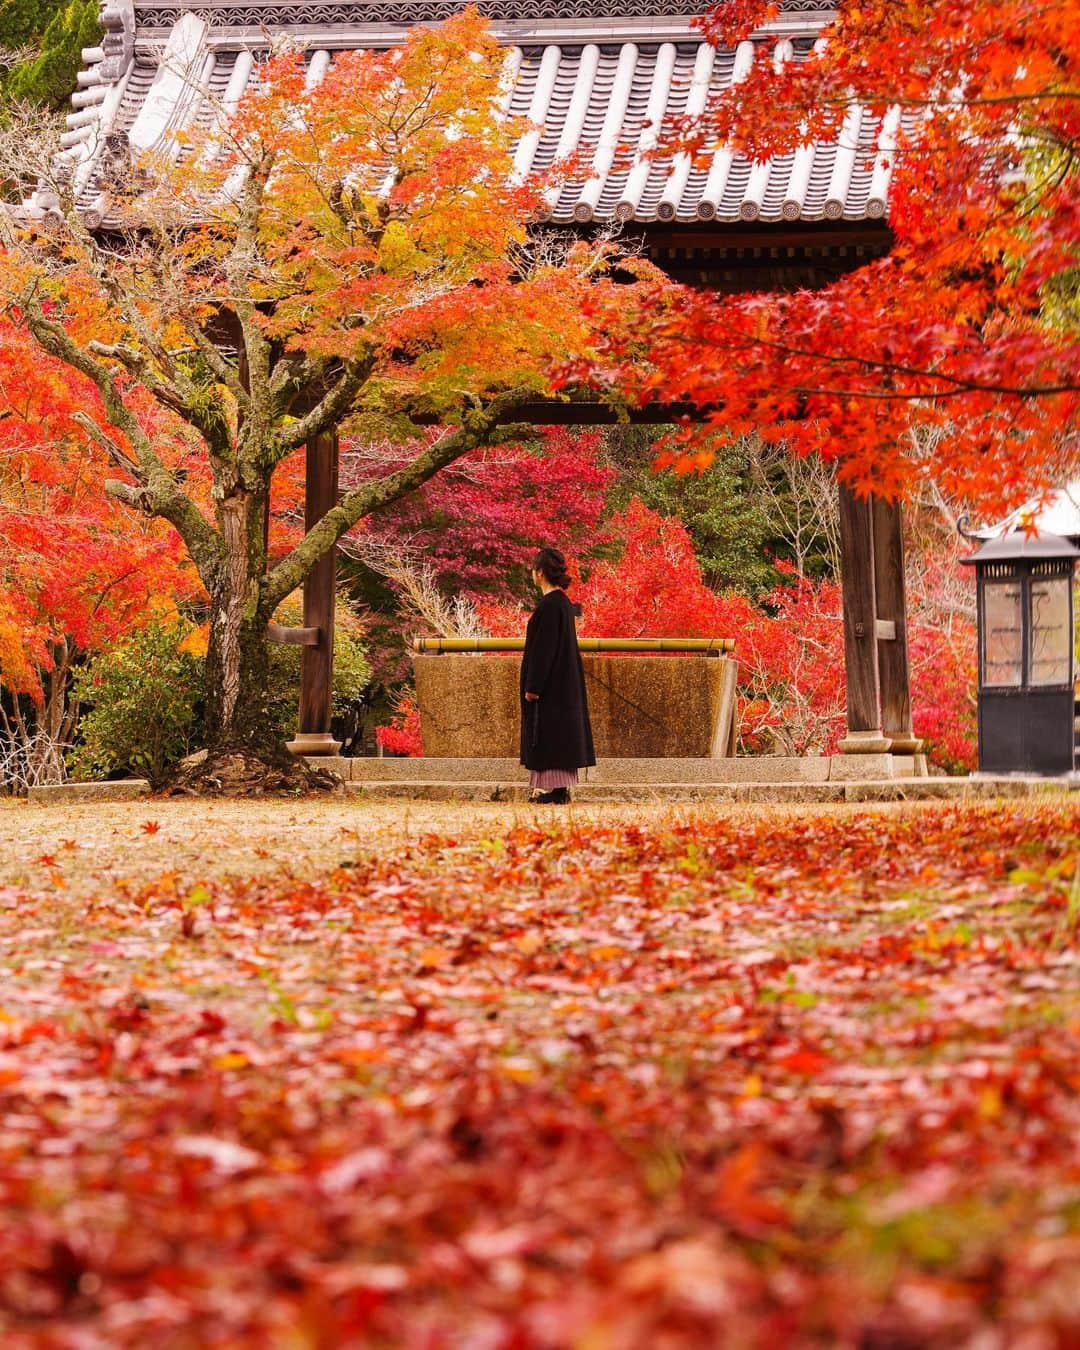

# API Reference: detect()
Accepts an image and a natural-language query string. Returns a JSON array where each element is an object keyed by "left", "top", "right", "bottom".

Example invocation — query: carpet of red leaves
[{"left": 1, "top": 803, "right": 1078, "bottom": 1347}]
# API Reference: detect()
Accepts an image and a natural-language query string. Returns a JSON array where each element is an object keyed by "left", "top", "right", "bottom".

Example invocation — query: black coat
[{"left": 520, "top": 589, "right": 596, "bottom": 772}]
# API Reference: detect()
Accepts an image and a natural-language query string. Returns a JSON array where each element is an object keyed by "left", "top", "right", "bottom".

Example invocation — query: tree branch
[
  {"left": 21, "top": 293, "right": 222, "bottom": 573},
  {"left": 87, "top": 339, "right": 233, "bottom": 456},
  {"left": 675, "top": 326, "right": 1080, "bottom": 399},
  {"left": 274, "top": 354, "right": 376, "bottom": 456},
  {"left": 263, "top": 388, "right": 533, "bottom": 610},
  {"left": 58, "top": 207, "right": 198, "bottom": 398},
  {"left": 178, "top": 317, "right": 251, "bottom": 412},
  {"left": 268, "top": 350, "right": 331, "bottom": 414},
  {"left": 71, "top": 412, "right": 141, "bottom": 476},
  {"left": 225, "top": 150, "right": 277, "bottom": 415}
]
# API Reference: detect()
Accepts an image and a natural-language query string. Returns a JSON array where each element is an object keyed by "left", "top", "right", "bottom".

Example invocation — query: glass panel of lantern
[
  {"left": 981, "top": 579, "right": 1024, "bottom": 687},
  {"left": 1029, "top": 573, "right": 1071, "bottom": 687}
]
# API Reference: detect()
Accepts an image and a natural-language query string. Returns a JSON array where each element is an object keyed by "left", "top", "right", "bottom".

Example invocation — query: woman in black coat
[{"left": 520, "top": 547, "right": 595, "bottom": 804}]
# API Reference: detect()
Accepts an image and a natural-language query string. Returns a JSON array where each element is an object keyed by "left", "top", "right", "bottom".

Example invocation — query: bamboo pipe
[{"left": 412, "top": 637, "right": 736, "bottom": 654}]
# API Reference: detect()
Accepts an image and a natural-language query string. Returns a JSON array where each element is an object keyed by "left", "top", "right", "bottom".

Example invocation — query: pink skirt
[{"left": 529, "top": 769, "right": 579, "bottom": 790}]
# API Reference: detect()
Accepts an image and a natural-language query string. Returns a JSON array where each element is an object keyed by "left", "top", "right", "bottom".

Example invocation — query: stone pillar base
[
  {"left": 839, "top": 730, "right": 893, "bottom": 755},
  {"left": 287, "top": 732, "right": 342, "bottom": 757},
  {"left": 886, "top": 734, "right": 924, "bottom": 755}
]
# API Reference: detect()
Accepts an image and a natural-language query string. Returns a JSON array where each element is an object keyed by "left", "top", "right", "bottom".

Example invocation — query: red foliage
[
  {"left": 0, "top": 320, "right": 195, "bottom": 703},
  {"left": 0, "top": 805, "right": 1077, "bottom": 1342},
  {"left": 718, "top": 572, "right": 848, "bottom": 755},
  {"left": 375, "top": 695, "right": 423, "bottom": 757},
  {"left": 907, "top": 557, "right": 979, "bottom": 774},
  {"left": 728, "top": 565, "right": 979, "bottom": 768},
  {"left": 569, "top": 0, "right": 1079, "bottom": 510},
  {"left": 474, "top": 498, "right": 730, "bottom": 638},
  {"left": 910, "top": 627, "right": 978, "bottom": 774},
  {"left": 575, "top": 498, "right": 730, "bottom": 637},
  {"left": 346, "top": 429, "right": 614, "bottom": 596}
]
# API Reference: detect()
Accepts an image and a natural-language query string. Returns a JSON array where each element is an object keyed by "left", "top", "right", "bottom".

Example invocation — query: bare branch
[
  {"left": 18, "top": 293, "right": 221, "bottom": 571},
  {"left": 352, "top": 549, "right": 488, "bottom": 639}
]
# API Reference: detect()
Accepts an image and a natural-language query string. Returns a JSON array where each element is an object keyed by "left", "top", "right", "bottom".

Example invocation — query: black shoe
[{"left": 531, "top": 787, "right": 571, "bottom": 804}]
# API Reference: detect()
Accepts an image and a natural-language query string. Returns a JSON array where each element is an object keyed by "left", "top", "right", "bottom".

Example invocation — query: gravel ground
[
  {"left": 0, "top": 795, "right": 1050, "bottom": 899},
  {"left": 0, "top": 798, "right": 546, "bottom": 898},
  {"left": 1, "top": 798, "right": 744, "bottom": 897}
]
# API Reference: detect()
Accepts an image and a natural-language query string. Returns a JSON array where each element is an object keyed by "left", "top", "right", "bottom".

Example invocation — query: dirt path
[
  {"left": 0, "top": 798, "right": 543, "bottom": 898},
  {"left": 0, "top": 794, "right": 1051, "bottom": 900}
]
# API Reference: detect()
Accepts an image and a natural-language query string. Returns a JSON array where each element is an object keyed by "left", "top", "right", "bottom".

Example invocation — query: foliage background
[{"left": 70, "top": 608, "right": 371, "bottom": 784}]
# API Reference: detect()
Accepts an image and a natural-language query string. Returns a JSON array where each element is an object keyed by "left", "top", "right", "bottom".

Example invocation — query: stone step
[
  {"left": 317, "top": 756, "right": 864, "bottom": 784},
  {"left": 340, "top": 778, "right": 1075, "bottom": 804}
]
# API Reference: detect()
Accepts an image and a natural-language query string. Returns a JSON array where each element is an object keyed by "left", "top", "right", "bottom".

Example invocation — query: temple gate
[{"left": 59, "top": 0, "right": 920, "bottom": 769}]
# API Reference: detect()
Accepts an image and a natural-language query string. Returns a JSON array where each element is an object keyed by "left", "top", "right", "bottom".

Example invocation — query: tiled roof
[
  {"left": 508, "top": 40, "right": 894, "bottom": 223},
  {"left": 50, "top": 0, "right": 895, "bottom": 229},
  {"left": 127, "top": 0, "right": 839, "bottom": 34}
]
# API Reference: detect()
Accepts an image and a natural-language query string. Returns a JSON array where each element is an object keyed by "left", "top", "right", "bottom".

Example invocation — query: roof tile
[{"left": 57, "top": 2, "right": 894, "bottom": 228}]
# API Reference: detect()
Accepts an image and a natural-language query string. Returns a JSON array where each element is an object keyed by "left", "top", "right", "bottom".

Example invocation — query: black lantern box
[{"left": 962, "top": 532, "right": 1079, "bottom": 777}]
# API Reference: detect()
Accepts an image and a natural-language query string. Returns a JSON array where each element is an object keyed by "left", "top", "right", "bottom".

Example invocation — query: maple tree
[
  {"left": 0, "top": 800, "right": 1076, "bottom": 1341},
  {"left": 573, "top": 0, "right": 1080, "bottom": 508},
  {"left": 0, "top": 11, "right": 652, "bottom": 770},
  {"left": 341, "top": 428, "right": 615, "bottom": 598},
  {"left": 467, "top": 498, "right": 733, "bottom": 641},
  {"left": 0, "top": 317, "right": 192, "bottom": 785},
  {"left": 375, "top": 690, "right": 422, "bottom": 757}
]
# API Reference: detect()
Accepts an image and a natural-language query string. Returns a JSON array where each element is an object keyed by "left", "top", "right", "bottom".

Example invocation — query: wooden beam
[
  {"left": 267, "top": 623, "right": 320, "bottom": 647},
  {"left": 872, "top": 496, "right": 920, "bottom": 752},
  {"left": 490, "top": 401, "right": 704, "bottom": 426},
  {"left": 414, "top": 636, "right": 736, "bottom": 654},
  {"left": 286, "top": 430, "right": 341, "bottom": 756},
  {"left": 634, "top": 220, "right": 894, "bottom": 256},
  {"left": 322, "top": 399, "right": 712, "bottom": 427},
  {"left": 838, "top": 484, "right": 889, "bottom": 750}
]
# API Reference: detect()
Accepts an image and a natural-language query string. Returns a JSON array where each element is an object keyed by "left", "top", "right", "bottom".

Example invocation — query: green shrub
[
  {"left": 70, "top": 622, "right": 205, "bottom": 786},
  {"left": 0, "top": 0, "right": 58, "bottom": 52},
  {"left": 70, "top": 608, "right": 372, "bottom": 782}
]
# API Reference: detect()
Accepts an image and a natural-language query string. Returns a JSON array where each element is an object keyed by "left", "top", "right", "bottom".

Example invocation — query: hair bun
[{"left": 533, "top": 546, "right": 572, "bottom": 589}]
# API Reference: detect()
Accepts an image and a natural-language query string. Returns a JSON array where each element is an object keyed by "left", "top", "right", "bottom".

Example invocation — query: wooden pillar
[
  {"left": 872, "top": 497, "right": 921, "bottom": 755},
  {"left": 837, "top": 483, "right": 891, "bottom": 753},
  {"left": 286, "top": 430, "right": 341, "bottom": 756}
]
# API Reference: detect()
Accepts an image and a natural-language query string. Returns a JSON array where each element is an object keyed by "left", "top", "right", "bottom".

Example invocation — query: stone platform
[
  {"left": 306, "top": 757, "right": 1077, "bottom": 803},
  {"left": 316, "top": 754, "right": 935, "bottom": 783}
]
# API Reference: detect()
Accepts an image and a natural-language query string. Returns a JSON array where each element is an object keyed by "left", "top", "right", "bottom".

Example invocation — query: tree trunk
[
  {"left": 202, "top": 490, "right": 276, "bottom": 755},
  {"left": 203, "top": 607, "right": 275, "bottom": 753}
]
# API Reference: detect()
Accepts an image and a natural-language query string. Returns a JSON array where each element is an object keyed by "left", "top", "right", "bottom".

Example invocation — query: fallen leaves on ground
[{"left": 0, "top": 801, "right": 1078, "bottom": 1347}]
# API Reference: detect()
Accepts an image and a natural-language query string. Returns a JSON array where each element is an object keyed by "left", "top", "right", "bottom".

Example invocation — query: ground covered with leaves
[{"left": 0, "top": 800, "right": 1078, "bottom": 1347}]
